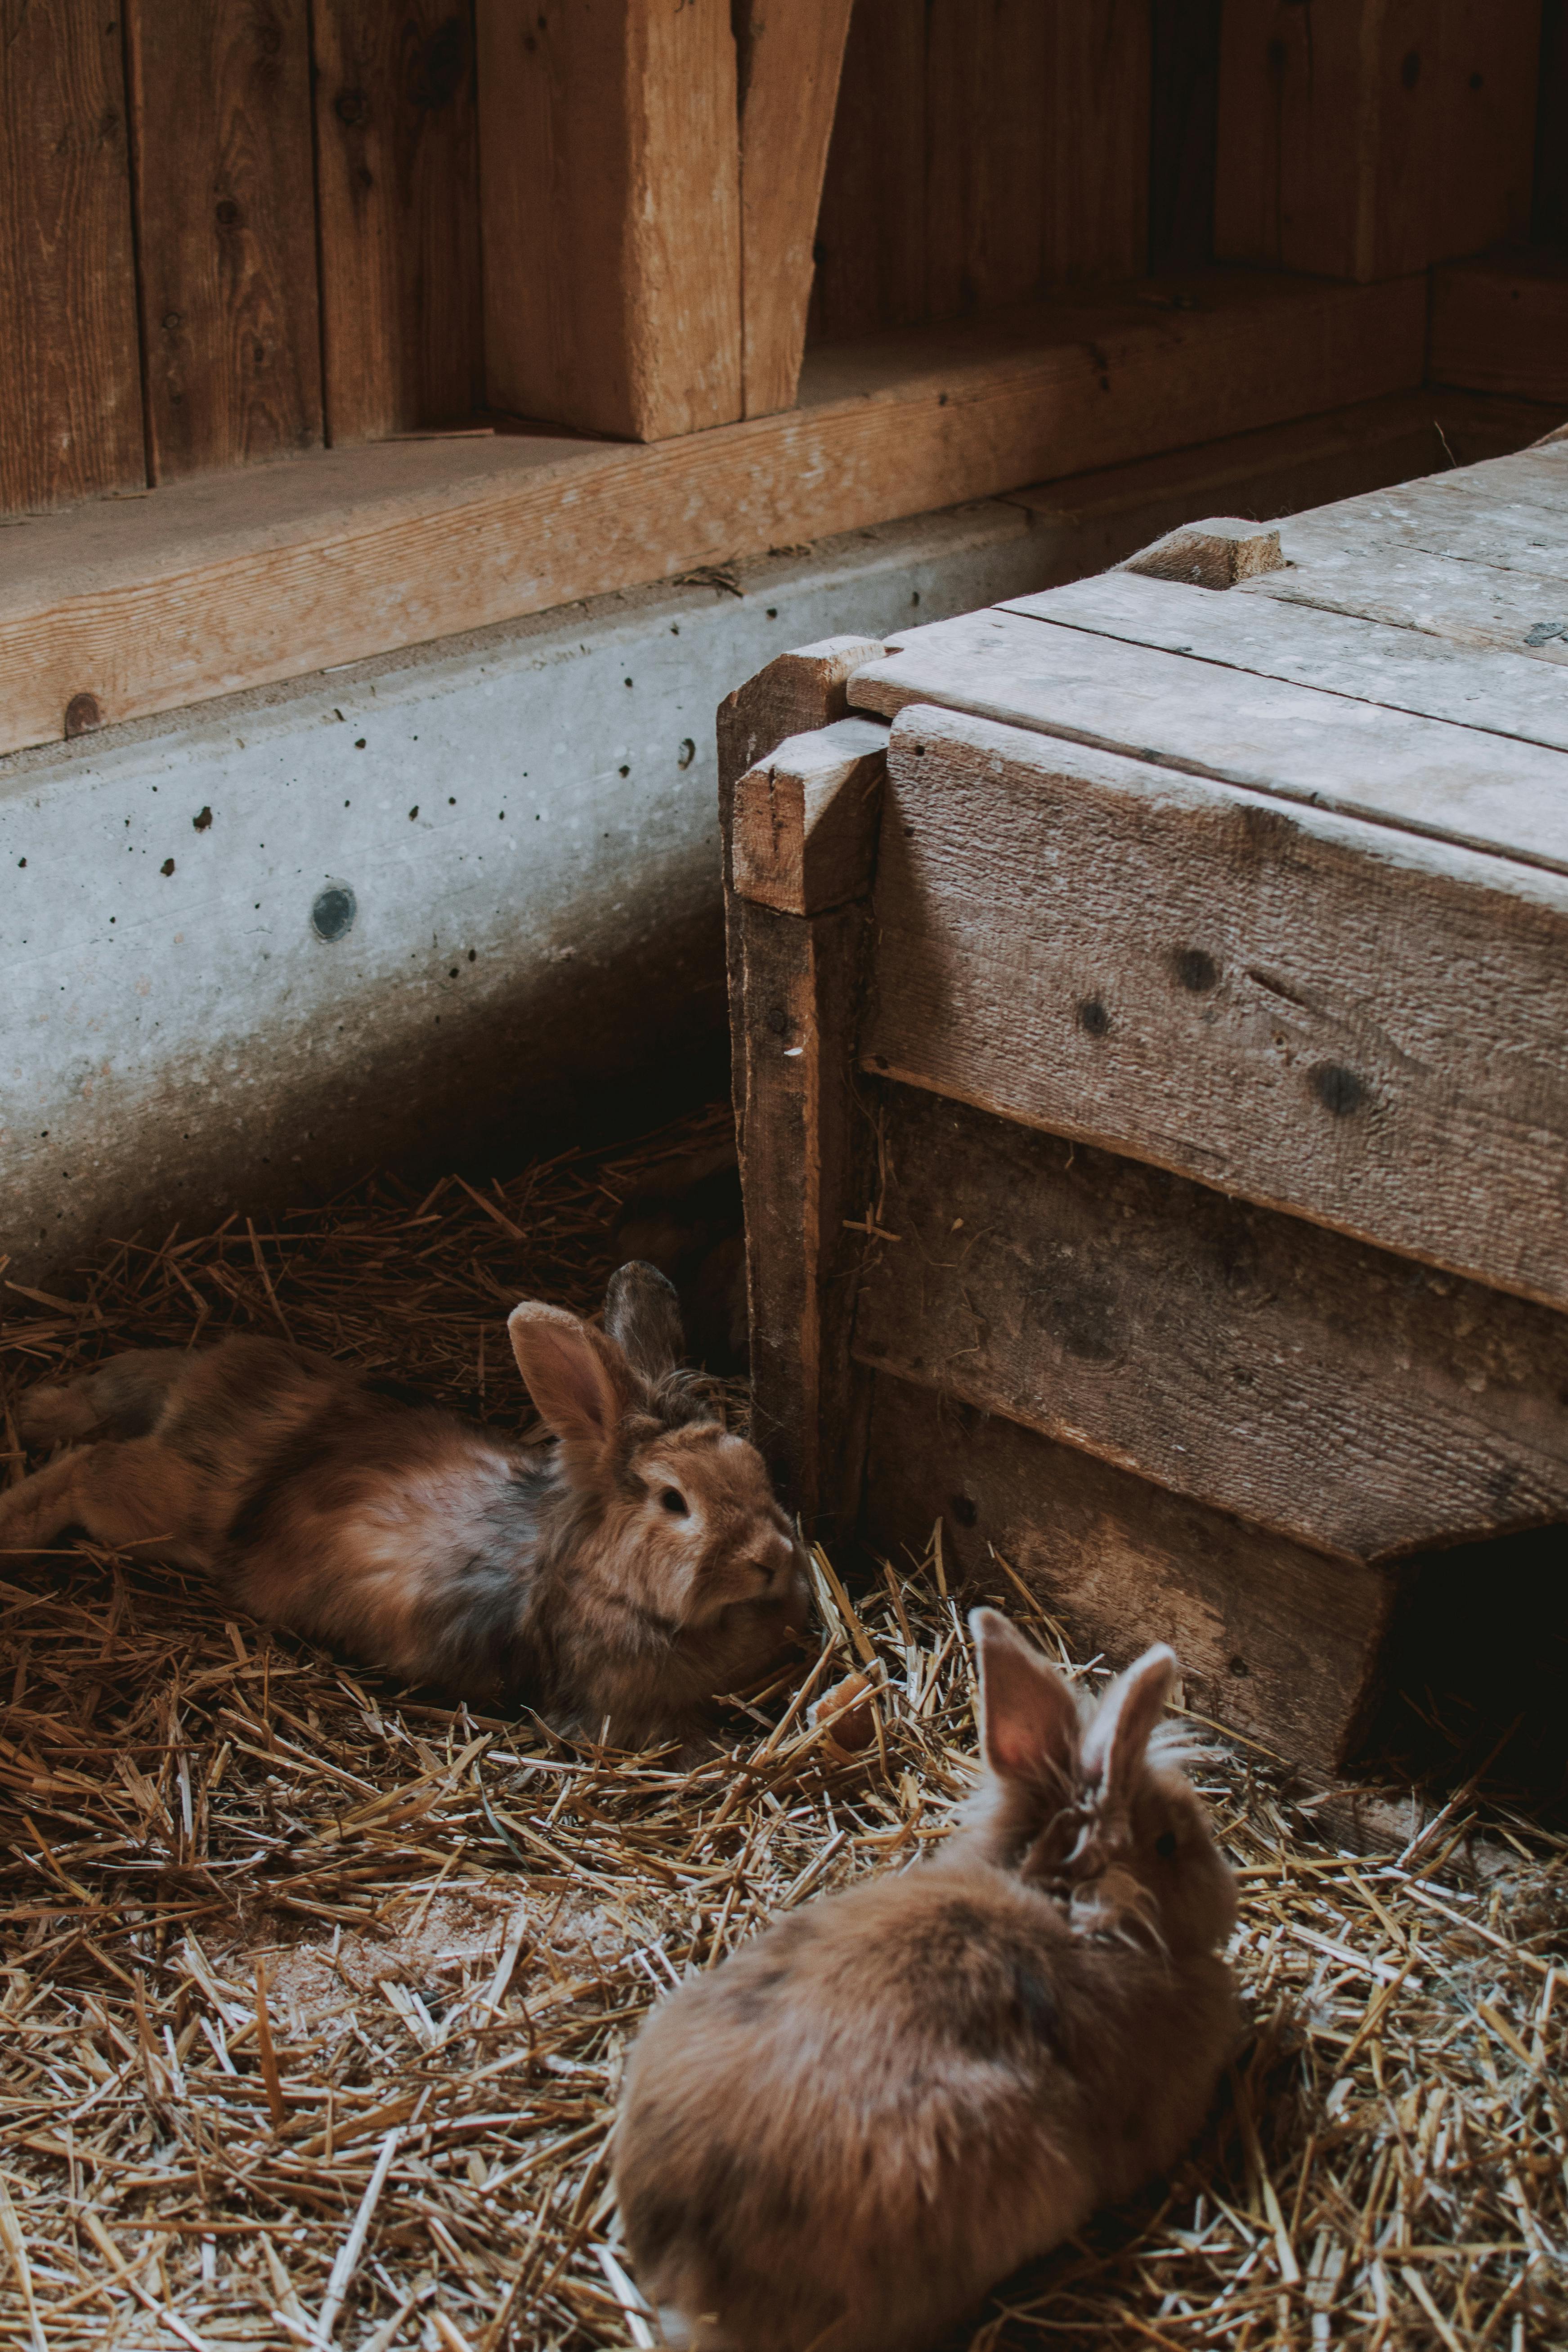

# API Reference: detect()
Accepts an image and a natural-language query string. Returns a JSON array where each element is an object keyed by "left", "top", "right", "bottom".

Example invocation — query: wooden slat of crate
[
  {"left": 1242, "top": 541, "right": 1568, "bottom": 668},
  {"left": 311, "top": 0, "right": 483, "bottom": 445},
  {"left": 848, "top": 608, "right": 1568, "bottom": 873},
  {"left": 0, "top": 1, "right": 145, "bottom": 515},
  {"left": 854, "top": 704, "right": 1568, "bottom": 1313},
  {"left": 125, "top": 1, "right": 323, "bottom": 481},
  {"left": 1281, "top": 490, "right": 1568, "bottom": 585},
  {"left": 1000, "top": 572, "right": 1568, "bottom": 755},
  {"left": 861, "top": 1371, "right": 1400, "bottom": 1773},
  {"left": 852, "top": 1082, "right": 1568, "bottom": 1564}
]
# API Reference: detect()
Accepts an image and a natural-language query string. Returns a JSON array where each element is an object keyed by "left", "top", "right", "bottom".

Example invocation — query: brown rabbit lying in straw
[
  {"left": 0, "top": 1262, "right": 808, "bottom": 1743},
  {"left": 614, "top": 1610, "right": 1239, "bottom": 2352}
]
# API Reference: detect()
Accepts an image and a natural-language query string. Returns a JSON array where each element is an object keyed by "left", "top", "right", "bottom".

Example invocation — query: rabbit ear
[
  {"left": 971, "top": 1608, "right": 1081, "bottom": 1788},
  {"left": 1080, "top": 1644, "right": 1178, "bottom": 1806},
  {"left": 605, "top": 1261, "right": 685, "bottom": 1382},
  {"left": 507, "top": 1303, "right": 636, "bottom": 1453}
]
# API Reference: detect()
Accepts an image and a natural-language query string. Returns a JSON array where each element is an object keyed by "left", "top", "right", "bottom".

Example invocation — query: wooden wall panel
[
  {"left": 1148, "top": 0, "right": 1221, "bottom": 272},
  {"left": 125, "top": 1, "right": 322, "bottom": 480},
  {"left": 476, "top": 0, "right": 742, "bottom": 442},
  {"left": 0, "top": 2, "right": 144, "bottom": 516},
  {"left": 925, "top": 0, "right": 1051, "bottom": 317},
  {"left": 1217, "top": 0, "right": 1541, "bottom": 283},
  {"left": 1532, "top": 0, "right": 1568, "bottom": 244},
  {"left": 809, "top": 0, "right": 927, "bottom": 341},
  {"left": 312, "top": 2, "right": 483, "bottom": 445},
  {"left": 1040, "top": 0, "right": 1151, "bottom": 280}
]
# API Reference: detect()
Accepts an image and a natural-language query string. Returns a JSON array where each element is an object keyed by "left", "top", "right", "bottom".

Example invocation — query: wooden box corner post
[{"left": 717, "top": 643, "right": 889, "bottom": 1536}]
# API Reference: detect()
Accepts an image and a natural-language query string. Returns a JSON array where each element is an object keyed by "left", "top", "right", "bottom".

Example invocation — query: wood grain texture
[
  {"left": 1121, "top": 517, "right": 1284, "bottom": 587},
  {"left": 925, "top": 0, "right": 1051, "bottom": 318},
  {"left": 1148, "top": 0, "right": 1221, "bottom": 272},
  {"left": 807, "top": 0, "right": 925, "bottom": 341},
  {"left": 735, "top": 0, "right": 852, "bottom": 416},
  {"left": 1216, "top": 0, "right": 1541, "bottom": 282},
  {"left": 1280, "top": 487, "right": 1568, "bottom": 583},
  {"left": 125, "top": 0, "right": 322, "bottom": 480},
  {"left": 1040, "top": 0, "right": 1151, "bottom": 280},
  {"left": 0, "top": 0, "right": 144, "bottom": 515},
  {"left": 854, "top": 1084, "right": 1568, "bottom": 1563},
  {"left": 312, "top": 0, "right": 483, "bottom": 444},
  {"left": 855, "top": 705, "right": 1568, "bottom": 1312},
  {"left": 732, "top": 718, "right": 888, "bottom": 914},
  {"left": 0, "top": 270, "right": 1425, "bottom": 757},
  {"left": 476, "top": 0, "right": 741, "bottom": 441},
  {"left": 847, "top": 605, "right": 1568, "bottom": 874},
  {"left": 1429, "top": 250, "right": 1568, "bottom": 407},
  {"left": 1244, "top": 538, "right": 1568, "bottom": 669},
  {"left": 862, "top": 1371, "right": 1401, "bottom": 1772},
  {"left": 1004, "top": 569, "right": 1568, "bottom": 755}
]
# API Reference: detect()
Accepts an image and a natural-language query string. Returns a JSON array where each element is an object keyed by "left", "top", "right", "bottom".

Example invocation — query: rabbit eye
[
  {"left": 1155, "top": 1830, "right": 1178, "bottom": 1860},
  {"left": 659, "top": 1487, "right": 689, "bottom": 1516}
]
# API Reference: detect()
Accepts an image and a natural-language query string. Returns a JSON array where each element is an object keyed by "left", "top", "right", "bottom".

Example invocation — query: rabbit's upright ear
[
  {"left": 1080, "top": 1644, "right": 1178, "bottom": 1807},
  {"left": 971, "top": 1608, "right": 1080, "bottom": 1788},
  {"left": 507, "top": 1303, "right": 636, "bottom": 1456},
  {"left": 605, "top": 1261, "right": 685, "bottom": 1383}
]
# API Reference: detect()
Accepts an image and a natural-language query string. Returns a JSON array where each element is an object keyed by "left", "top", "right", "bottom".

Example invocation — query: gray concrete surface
[{"left": 2, "top": 498, "right": 1050, "bottom": 1285}]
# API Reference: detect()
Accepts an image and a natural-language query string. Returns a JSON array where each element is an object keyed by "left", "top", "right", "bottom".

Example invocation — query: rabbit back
[{"left": 617, "top": 1862, "right": 1235, "bottom": 2352}]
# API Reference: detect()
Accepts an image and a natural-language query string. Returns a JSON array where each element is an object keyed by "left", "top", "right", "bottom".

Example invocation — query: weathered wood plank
[
  {"left": 0, "top": 0, "right": 144, "bottom": 517},
  {"left": 0, "top": 270, "right": 1425, "bottom": 757},
  {"left": 854, "top": 1084, "right": 1568, "bottom": 1564},
  {"left": 311, "top": 0, "right": 483, "bottom": 445},
  {"left": 855, "top": 705, "right": 1568, "bottom": 1312},
  {"left": 863, "top": 1370, "right": 1401, "bottom": 1772},
  {"left": 847, "top": 606, "right": 1568, "bottom": 874},
  {"left": 735, "top": 0, "right": 852, "bottom": 417},
  {"left": 475, "top": 0, "right": 742, "bottom": 442},
  {"left": 1216, "top": 0, "right": 1540, "bottom": 283},
  {"left": 732, "top": 719, "right": 889, "bottom": 915},
  {"left": 1280, "top": 484, "right": 1568, "bottom": 583},
  {"left": 1002, "top": 570, "right": 1568, "bottom": 755},
  {"left": 125, "top": 0, "right": 322, "bottom": 480},
  {"left": 1121, "top": 517, "right": 1283, "bottom": 588},
  {"left": 1242, "top": 539, "right": 1568, "bottom": 669},
  {"left": 1430, "top": 251, "right": 1568, "bottom": 408}
]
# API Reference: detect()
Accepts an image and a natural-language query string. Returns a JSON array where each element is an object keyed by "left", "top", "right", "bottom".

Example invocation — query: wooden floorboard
[{"left": 0, "top": 269, "right": 1421, "bottom": 758}]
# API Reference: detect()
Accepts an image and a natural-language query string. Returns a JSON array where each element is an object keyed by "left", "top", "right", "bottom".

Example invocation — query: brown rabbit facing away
[
  {"left": 614, "top": 1610, "right": 1239, "bottom": 2352},
  {"left": 0, "top": 1263, "right": 809, "bottom": 1743}
]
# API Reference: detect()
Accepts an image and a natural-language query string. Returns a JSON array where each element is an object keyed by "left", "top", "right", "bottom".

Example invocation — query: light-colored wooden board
[
  {"left": 0, "top": 270, "right": 1423, "bottom": 756},
  {"left": 854, "top": 1083, "right": 1568, "bottom": 1564},
  {"left": 847, "top": 606, "right": 1568, "bottom": 874},
  {"left": 863, "top": 1371, "right": 1401, "bottom": 1773},
  {"left": 0, "top": 0, "right": 144, "bottom": 516},
  {"left": 856, "top": 705, "right": 1568, "bottom": 1312},
  {"left": 1216, "top": 0, "right": 1540, "bottom": 283},
  {"left": 124, "top": 0, "right": 323, "bottom": 480},
  {"left": 733, "top": 718, "right": 889, "bottom": 915},
  {"left": 1241, "top": 538, "right": 1568, "bottom": 667},
  {"left": 1430, "top": 251, "right": 1568, "bottom": 408},
  {"left": 735, "top": 0, "right": 853, "bottom": 418},
  {"left": 475, "top": 0, "right": 742, "bottom": 442},
  {"left": 1279, "top": 487, "right": 1568, "bottom": 582},
  {"left": 1001, "top": 570, "right": 1568, "bottom": 755},
  {"left": 311, "top": 0, "right": 483, "bottom": 444}
]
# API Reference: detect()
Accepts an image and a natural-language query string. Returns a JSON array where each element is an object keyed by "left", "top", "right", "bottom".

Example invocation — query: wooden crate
[{"left": 720, "top": 443, "right": 1568, "bottom": 1774}]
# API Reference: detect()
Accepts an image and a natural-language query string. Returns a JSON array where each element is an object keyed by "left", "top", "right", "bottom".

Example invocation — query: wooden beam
[
  {"left": 856, "top": 1083, "right": 1568, "bottom": 1565},
  {"left": 124, "top": 0, "right": 322, "bottom": 480},
  {"left": 475, "top": 0, "right": 742, "bottom": 442},
  {"left": 0, "top": 271, "right": 1424, "bottom": 755},
  {"left": 0, "top": 0, "right": 144, "bottom": 515},
  {"left": 311, "top": 0, "right": 483, "bottom": 444},
  {"left": 1216, "top": 0, "right": 1541, "bottom": 282},
  {"left": 853, "top": 703, "right": 1568, "bottom": 1313},
  {"left": 735, "top": 0, "right": 853, "bottom": 418},
  {"left": 1429, "top": 249, "right": 1568, "bottom": 407}
]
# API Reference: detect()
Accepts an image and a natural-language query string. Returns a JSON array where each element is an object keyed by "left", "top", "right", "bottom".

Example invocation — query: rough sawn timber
[
  {"left": 853, "top": 1084, "right": 1568, "bottom": 1563},
  {"left": 854, "top": 706, "right": 1568, "bottom": 1314},
  {"left": 0, "top": 269, "right": 1423, "bottom": 757},
  {"left": 847, "top": 606, "right": 1568, "bottom": 874},
  {"left": 861, "top": 1370, "right": 1401, "bottom": 1774},
  {"left": 732, "top": 717, "right": 890, "bottom": 915}
]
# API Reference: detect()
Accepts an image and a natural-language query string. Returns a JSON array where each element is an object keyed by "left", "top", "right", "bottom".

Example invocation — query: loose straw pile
[{"left": 0, "top": 1108, "right": 1563, "bottom": 2350}]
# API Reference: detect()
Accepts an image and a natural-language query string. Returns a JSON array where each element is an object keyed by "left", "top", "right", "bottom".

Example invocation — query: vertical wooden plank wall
[
  {"left": 124, "top": 1, "right": 323, "bottom": 479},
  {"left": 312, "top": 3, "right": 484, "bottom": 444},
  {"left": 1148, "top": 0, "right": 1222, "bottom": 272},
  {"left": 0, "top": 1, "right": 145, "bottom": 513}
]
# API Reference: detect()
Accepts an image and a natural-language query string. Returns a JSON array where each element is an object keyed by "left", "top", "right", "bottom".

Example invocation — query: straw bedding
[{"left": 0, "top": 1106, "right": 1564, "bottom": 2352}]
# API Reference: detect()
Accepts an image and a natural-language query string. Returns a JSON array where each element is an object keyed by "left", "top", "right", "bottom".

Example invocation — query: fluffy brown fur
[
  {"left": 614, "top": 1613, "right": 1239, "bottom": 2352},
  {"left": 0, "top": 1264, "right": 807, "bottom": 1743}
]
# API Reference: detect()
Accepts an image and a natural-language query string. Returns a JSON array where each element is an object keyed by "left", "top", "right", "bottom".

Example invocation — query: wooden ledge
[{"left": 0, "top": 269, "right": 1424, "bottom": 759}]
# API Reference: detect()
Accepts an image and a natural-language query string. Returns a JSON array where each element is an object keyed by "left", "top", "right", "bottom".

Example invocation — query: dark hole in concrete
[{"left": 312, "top": 885, "right": 357, "bottom": 942}]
